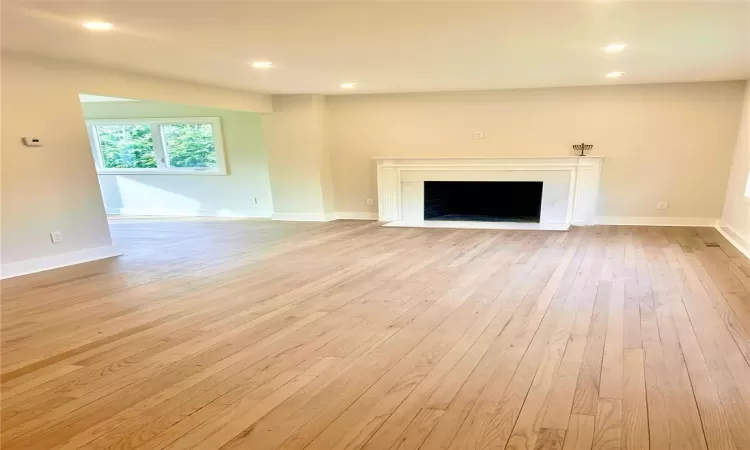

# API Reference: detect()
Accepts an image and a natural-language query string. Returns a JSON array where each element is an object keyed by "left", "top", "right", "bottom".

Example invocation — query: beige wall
[
  {"left": 2, "top": 55, "right": 112, "bottom": 266},
  {"left": 1, "top": 53, "right": 270, "bottom": 272},
  {"left": 721, "top": 81, "right": 750, "bottom": 246},
  {"left": 262, "top": 95, "right": 335, "bottom": 219},
  {"left": 327, "top": 82, "right": 746, "bottom": 219},
  {"left": 83, "top": 101, "right": 273, "bottom": 218}
]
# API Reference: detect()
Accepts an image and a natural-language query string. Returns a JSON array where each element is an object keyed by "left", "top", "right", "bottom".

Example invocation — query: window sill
[{"left": 96, "top": 169, "right": 226, "bottom": 176}]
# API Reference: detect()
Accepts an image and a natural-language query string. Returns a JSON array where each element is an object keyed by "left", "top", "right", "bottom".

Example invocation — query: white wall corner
[
  {"left": 596, "top": 216, "right": 720, "bottom": 227},
  {"left": 716, "top": 221, "right": 750, "bottom": 260},
  {"left": 1, "top": 245, "right": 123, "bottom": 279}
]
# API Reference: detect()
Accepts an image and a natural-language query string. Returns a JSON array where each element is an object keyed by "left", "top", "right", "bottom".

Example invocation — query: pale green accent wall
[{"left": 83, "top": 101, "right": 273, "bottom": 217}]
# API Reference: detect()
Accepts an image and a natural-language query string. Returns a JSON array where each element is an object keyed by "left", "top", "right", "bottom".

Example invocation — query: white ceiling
[{"left": 3, "top": 1, "right": 749, "bottom": 95}]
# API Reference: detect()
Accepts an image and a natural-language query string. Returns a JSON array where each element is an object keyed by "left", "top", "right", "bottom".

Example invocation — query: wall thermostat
[{"left": 22, "top": 137, "right": 43, "bottom": 147}]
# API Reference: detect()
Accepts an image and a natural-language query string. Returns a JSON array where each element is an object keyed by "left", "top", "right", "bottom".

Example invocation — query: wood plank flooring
[{"left": 3, "top": 218, "right": 750, "bottom": 449}]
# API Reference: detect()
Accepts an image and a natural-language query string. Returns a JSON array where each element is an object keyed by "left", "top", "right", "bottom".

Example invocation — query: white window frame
[{"left": 86, "top": 117, "right": 227, "bottom": 175}]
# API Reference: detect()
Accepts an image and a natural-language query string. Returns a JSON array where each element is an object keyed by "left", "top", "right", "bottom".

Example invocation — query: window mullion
[
  {"left": 87, "top": 125, "right": 105, "bottom": 169},
  {"left": 151, "top": 124, "right": 168, "bottom": 168}
]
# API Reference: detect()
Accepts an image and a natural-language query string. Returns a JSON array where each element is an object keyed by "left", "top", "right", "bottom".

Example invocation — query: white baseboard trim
[
  {"left": 333, "top": 212, "right": 378, "bottom": 220},
  {"left": 1, "top": 245, "right": 123, "bottom": 279},
  {"left": 272, "top": 212, "right": 378, "bottom": 222},
  {"left": 272, "top": 212, "right": 333, "bottom": 222},
  {"left": 596, "top": 216, "right": 719, "bottom": 227},
  {"left": 715, "top": 222, "right": 750, "bottom": 260},
  {"left": 272, "top": 214, "right": 720, "bottom": 226},
  {"left": 109, "top": 211, "right": 376, "bottom": 222},
  {"left": 107, "top": 208, "right": 272, "bottom": 219}
]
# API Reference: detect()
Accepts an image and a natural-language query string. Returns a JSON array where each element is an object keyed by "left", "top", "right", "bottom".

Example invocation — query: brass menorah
[{"left": 572, "top": 143, "right": 593, "bottom": 156}]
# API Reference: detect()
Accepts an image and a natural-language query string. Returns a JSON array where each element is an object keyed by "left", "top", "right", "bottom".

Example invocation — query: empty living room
[{"left": 2, "top": 1, "right": 750, "bottom": 449}]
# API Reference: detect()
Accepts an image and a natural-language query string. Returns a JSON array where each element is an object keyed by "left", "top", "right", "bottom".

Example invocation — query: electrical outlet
[
  {"left": 473, "top": 131, "right": 484, "bottom": 140},
  {"left": 656, "top": 201, "right": 668, "bottom": 210},
  {"left": 365, "top": 198, "right": 375, "bottom": 206},
  {"left": 50, "top": 231, "right": 63, "bottom": 244},
  {"left": 249, "top": 197, "right": 258, "bottom": 204}
]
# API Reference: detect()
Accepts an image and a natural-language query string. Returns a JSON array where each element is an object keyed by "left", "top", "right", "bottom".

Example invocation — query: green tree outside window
[
  {"left": 162, "top": 124, "right": 217, "bottom": 168},
  {"left": 96, "top": 125, "right": 157, "bottom": 169}
]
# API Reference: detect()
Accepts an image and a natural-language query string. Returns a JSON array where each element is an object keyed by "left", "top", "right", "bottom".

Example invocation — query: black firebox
[{"left": 424, "top": 181, "right": 543, "bottom": 223}]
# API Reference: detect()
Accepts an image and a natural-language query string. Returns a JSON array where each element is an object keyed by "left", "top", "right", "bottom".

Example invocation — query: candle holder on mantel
[{"left": 572, "top": 143, "right": 593, "bottom": 156}]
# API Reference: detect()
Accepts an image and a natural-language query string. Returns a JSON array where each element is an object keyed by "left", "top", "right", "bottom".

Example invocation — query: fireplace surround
[{"left": 375, "top": 156, "right": 603, "bottom": 230}]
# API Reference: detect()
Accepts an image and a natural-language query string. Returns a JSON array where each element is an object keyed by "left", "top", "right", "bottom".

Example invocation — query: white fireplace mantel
[{"left": 374, "top": 156, "right": 603, "bottom": 228}]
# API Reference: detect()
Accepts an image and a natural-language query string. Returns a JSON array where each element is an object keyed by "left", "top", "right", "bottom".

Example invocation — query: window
[
  {"left": 86, "top": 117, "right": 226, "bottom": 174},
  {"left": 92, "top": 124, "right": 157, "bottom": 169}
]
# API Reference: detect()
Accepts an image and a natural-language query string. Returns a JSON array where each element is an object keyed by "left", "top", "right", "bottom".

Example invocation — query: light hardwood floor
[{"left": 3, "top": 218, "right": 750, "bottom": 450}]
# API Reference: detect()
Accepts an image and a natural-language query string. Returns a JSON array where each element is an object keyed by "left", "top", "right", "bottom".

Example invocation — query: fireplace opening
[{"left": 424, "top": 181, "right": 543, "bottom": 223}]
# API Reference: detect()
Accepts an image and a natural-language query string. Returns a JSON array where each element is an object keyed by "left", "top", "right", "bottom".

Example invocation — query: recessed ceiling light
[
  {"left": 603, "top": 43, "right": 627, "bottom": 53},
  {"left": 252, "top": 61, "right": 273, "bottom": 69},
  {"left": 606, "top": 71, "right": 625, "bottom": 78},
  {"left": 340, "top": 83, "right": 356, "bottom": 89},
  {"left": 82, "top": 21, "right": 114, "bottom": 31}
]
